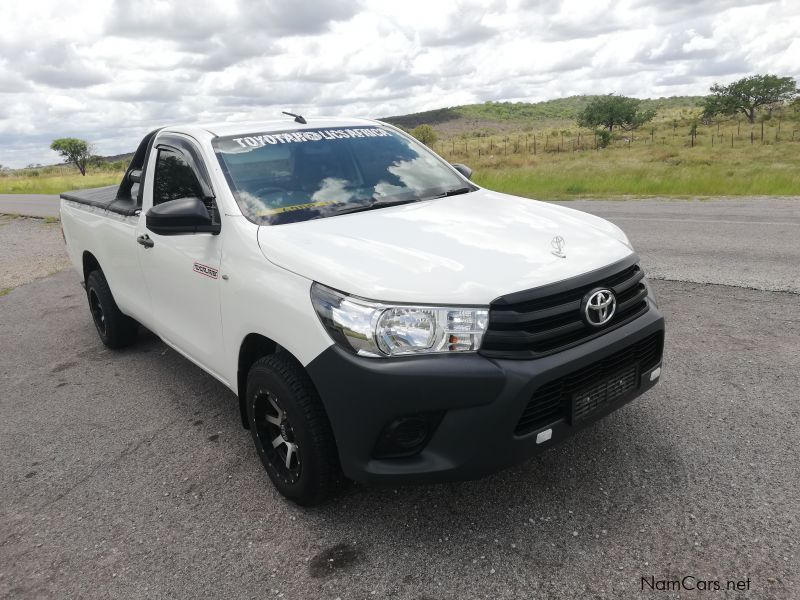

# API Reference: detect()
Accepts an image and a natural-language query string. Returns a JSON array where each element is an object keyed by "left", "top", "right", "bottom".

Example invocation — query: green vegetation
[
  {"left": 470, "top": 143, "right": 800, "bottom": 199},
  {"left": 702, "top": 74, "right": 798, "bottom": 123},
  {"left": 410, "top": 124, "right": 438, "bottom": 146},
  {"left": 386, "top": 86, "right": 800, "bottom": 199},
  {"left": 0, "top": 171, "right": 124, "bottom": 194},
  {"left": 383, "top": 95, "right": 704, "bottom": 128},
  {"left": 0, "top": 288, "right": 11, "bottom": 297},
  {"left": 577, "top": 95, "right": 656, "bottom": 132},
  {"left": 50, "top": 138, "right": 93, "bottom": 176}
]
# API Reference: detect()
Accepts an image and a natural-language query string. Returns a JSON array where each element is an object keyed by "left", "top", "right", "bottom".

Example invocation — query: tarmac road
[
  {"left": 0, "top": 194, "right": 59, "bottom": 219},
  {"left": 1, "top": 198, "right": 799, "bottom": 599},
  {"left": 559, "top": 197, "right": 800, "bottom": 294}
]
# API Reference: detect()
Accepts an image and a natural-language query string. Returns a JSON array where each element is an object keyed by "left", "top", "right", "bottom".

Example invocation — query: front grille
[
  {"left": 481, "top": 258, "right": 649, "bottom": 359},
  {"left": 514, "top": 332, "right": 663, "bottom": 436}
]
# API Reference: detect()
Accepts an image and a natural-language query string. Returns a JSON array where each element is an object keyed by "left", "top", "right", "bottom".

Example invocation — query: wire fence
[{"left": 434, "top": 120, "right": 800, "bottom": 159}]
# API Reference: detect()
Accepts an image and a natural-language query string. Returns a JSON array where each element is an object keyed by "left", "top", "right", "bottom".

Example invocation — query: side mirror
[
  {"left": 451, "top": 163, "right": 473, "bottom": 180},
  {"left": 146, "top": 197, "right": 220, "bottom": 236}
]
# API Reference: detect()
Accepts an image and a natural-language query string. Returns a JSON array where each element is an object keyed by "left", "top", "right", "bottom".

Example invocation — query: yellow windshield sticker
[{"left": 255, "top": 200, "right": 337, "bottom": 217}]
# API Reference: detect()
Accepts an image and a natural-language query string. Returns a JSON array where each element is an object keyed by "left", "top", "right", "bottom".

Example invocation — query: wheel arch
[
  {"left": 82, "top": 251, "right": 102, "bottom": 283},
  {"left": 237, "top": 333, "right": 279, "bottom": 428}
]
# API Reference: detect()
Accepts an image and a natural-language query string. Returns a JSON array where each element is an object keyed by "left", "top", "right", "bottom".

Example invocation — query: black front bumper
[{"left": 306, "top": 300, "right": 664, "bottom": 483}]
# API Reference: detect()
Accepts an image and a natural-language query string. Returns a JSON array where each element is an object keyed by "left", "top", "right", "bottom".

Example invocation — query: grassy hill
[{"left": 383, "top": 95, "right": 705, "bottom": 130}]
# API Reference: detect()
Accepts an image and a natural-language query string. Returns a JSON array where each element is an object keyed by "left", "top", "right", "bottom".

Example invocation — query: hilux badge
[{"left": 551, "top": 235, "right": 566, "bottom": 258}]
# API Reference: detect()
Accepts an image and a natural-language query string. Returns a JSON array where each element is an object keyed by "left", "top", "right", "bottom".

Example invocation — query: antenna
[{"left": 282, "top": 111, "right": 307, "bottom": 125}]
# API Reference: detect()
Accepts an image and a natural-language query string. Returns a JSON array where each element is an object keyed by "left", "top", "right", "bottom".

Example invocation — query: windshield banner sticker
[
  {"left": 254, "top": 200, "right": 338, "bottom": 217},
  {"left": 231, "top": 127, "right": 390, "bottom": 149}
]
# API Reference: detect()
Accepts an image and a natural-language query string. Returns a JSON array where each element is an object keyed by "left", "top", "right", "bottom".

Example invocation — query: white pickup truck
[{"left": 61, "top": 115, "right": 664, "bottom": 505}]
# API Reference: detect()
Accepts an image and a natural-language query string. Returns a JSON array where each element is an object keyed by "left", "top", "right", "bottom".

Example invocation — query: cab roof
[{"left": 164, "top": 117, "right": 384, "bottom": 139}]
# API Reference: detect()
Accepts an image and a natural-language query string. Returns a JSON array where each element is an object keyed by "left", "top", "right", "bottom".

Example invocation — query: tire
[
  {"left": 246, "top": 353, "right": 341, "bottom": 506},
  {"left": 85, "top": 269, "right": 138, "bottom": 349}
]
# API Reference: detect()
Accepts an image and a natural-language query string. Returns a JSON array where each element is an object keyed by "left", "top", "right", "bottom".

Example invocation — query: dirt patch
[{"left": 0, "top": 215, "right": 71, "bottom": 291}]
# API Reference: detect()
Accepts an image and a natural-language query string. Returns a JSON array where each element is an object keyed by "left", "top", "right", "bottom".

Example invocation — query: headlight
[{"left": 311, "top": 283, "right": 489, "bottom": 357}]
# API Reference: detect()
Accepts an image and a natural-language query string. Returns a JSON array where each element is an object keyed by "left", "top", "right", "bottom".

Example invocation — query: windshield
[{"left": 212, "top": 125, "right": 470, "bottom": 225}]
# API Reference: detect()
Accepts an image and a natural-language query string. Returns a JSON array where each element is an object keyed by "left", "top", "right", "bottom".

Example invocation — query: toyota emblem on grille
[
  {"left": 584, "top": 289, "right": 616, "bottom": 327},
  {"left": 551, "top": 235, "right": 566, "bottom": 258}
]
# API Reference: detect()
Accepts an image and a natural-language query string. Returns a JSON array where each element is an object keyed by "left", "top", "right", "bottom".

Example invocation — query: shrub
[
  {"left": 410, "top": 124, "right": 438, "bottom": 146},
  {"left": 595, "top": 130, "right": 612, "bottom": 148}
]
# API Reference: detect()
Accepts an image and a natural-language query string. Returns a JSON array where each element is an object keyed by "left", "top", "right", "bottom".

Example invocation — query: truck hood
[{"left": 256, "top": 189, "right": 634, "bottom": 305}]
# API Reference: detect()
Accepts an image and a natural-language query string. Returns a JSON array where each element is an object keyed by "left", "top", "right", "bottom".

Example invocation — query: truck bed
[{"left": 60, "top": 185, "right": 140, "bottom": 216}]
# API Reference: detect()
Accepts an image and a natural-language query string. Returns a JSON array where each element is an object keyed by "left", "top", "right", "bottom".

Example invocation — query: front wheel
[{"left": 246, "top": 353, "right": 341, "bottom": 506}]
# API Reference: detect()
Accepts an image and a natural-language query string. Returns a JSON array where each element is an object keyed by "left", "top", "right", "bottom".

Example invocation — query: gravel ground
[
  {"left": 1, "top": 198, "right": 799, "bottom": 599},
  {"left": 1, "top": 275, "right": 797, "bottom": 599},
  {"left": 0, "top": 215, "right": 70, "bottom": 291}
]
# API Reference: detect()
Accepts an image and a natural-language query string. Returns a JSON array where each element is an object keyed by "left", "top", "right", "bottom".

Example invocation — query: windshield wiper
[
  {"left": 333, "top": 198, "right": 420, "bottom": 216},
  {"left": 431, "top": 186, "right": 473, "bottom": 199}
]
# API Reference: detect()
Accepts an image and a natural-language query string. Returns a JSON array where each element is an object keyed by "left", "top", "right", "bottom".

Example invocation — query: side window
[{"left": 153, "top": 148, "right": 204, "bottom": 206}]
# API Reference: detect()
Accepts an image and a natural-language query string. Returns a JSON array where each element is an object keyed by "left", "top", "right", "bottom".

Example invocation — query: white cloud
[{"left": 0, "top": 0, "right": 798, "bottom": 167}]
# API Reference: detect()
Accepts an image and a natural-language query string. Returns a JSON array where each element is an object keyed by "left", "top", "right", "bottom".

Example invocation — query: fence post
[
  {"left": 711, "top": 134, "right": 714, "bottom": 147},
  {"left": 751, "top": 131, "right": 754, "bottom": 144},
  {"left": 761, "top": 122, "right": 764, "bottom": 143},
  {"left": 533, "top": 134, "right": 536, "bottom": 155},
  {"left": 731, "top": 133, "right": 733, "bottom": 148}
]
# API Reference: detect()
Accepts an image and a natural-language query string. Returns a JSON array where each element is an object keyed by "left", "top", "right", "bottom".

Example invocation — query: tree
[
  {"left": 50, "top": 138, "right": 93, "bottom": 175},
  {"left": 577, "top": 95, "right": 656, "bottom": 132},
  {"left": 410, "top": 124, "right": 438, "bottom": 146},
  {"left": 702, "top": 74, "right": 798, "bottom": 124}
]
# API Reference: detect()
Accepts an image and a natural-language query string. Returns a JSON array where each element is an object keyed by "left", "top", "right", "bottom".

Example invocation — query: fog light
[{"left": 373, "top": 412, "right": 444, "bottom": 458}]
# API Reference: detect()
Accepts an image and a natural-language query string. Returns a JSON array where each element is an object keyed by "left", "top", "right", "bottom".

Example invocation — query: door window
[{"left": 153, "top": 148, "right": 205, "bottom": 206}]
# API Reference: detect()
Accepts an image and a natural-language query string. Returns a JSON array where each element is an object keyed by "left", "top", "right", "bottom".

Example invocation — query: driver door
[{"left": 135, "top": 137, "right": 227, "bottom": 381}]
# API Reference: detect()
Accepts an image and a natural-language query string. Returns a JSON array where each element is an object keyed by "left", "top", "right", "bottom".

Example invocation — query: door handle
[{"left": 137, "top": 234, "right": 154, "bottom": 249}]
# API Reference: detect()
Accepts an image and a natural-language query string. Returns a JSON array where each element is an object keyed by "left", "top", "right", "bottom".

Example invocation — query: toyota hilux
[{"left": 60, "top": 115, "right": 665, "bottom": 505}]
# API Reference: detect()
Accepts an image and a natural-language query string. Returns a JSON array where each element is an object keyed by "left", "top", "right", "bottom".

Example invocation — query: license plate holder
[{"left": 571, "top": 364, "right": 639, "bottom": 423}]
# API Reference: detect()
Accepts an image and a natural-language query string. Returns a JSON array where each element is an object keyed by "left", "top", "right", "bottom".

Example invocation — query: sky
[{"left": 0, "top": 0, "right": 798, "bottom": 168}]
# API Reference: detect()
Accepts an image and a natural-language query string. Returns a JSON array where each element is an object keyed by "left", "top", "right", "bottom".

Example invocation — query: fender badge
[
  {"left": 551, "top": 235, "right": 566, "bottom": 258},
  {"left": 193, "top": 262, "right": 219, "bottom": 279}
]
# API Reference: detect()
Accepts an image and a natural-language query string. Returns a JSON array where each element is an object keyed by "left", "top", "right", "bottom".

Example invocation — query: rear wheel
[
  {"left": 246, "top": 353, "right": 341, "bottom": 505},
  {"left": 85, "top": 270, "right": 138, "bottom": 348}
]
